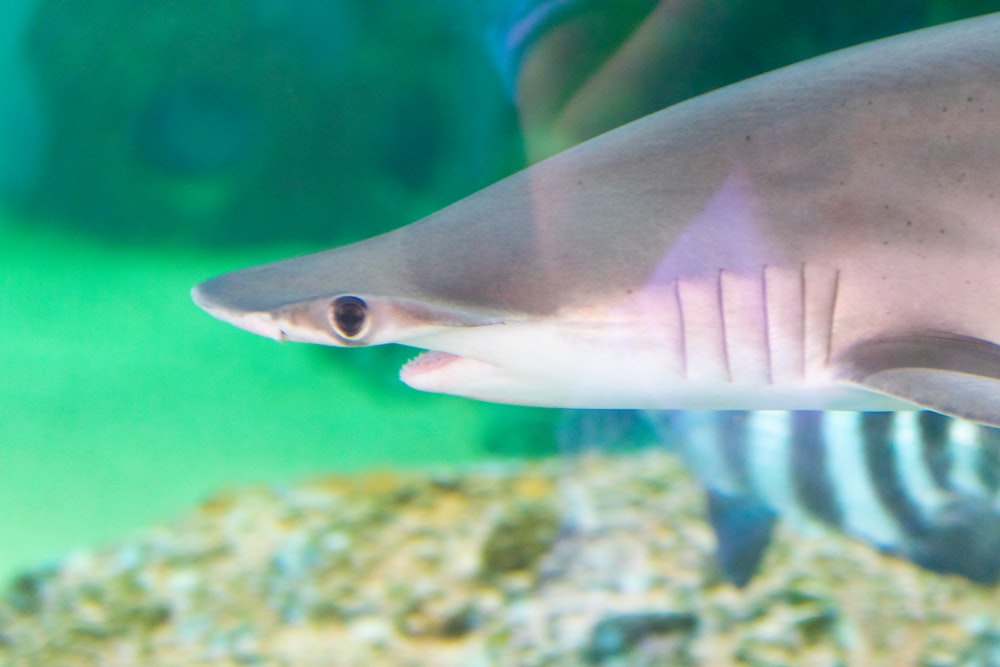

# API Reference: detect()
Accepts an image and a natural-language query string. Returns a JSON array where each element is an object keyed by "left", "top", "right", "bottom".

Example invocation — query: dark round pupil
[{"left": 333, "top": 297, "right": 367, "bottom": 338}]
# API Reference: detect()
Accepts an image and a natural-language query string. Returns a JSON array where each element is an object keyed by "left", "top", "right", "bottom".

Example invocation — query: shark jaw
[{"left": 396, "top": 340, "right": 913, "bottom": 411}]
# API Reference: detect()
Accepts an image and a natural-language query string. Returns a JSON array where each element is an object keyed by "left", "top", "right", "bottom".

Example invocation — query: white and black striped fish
[{"left": 653, "top": 411, "right": 1000, "bottom": 586}]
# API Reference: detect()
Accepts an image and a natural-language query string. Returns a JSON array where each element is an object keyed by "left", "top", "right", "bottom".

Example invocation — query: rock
[
  {"left": 2, "top": 450, "right": 1000, "bottom": 666},
  {"left": 584, "top": 611, "right": 697, "bottom": 664},
  {"left": 480, "top": 500, "right": 561, "bottom": 575}
]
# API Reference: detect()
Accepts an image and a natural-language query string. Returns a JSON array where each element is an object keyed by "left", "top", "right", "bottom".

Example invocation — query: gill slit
[
  {"left": 718, "top": 268, "right": 732, "bottom": 383},
  {"left": 762, "top": 264, "right": 773, "bottom": 385},
  {"left": 675, "top": 278, "right": 687, "bottom": 379},
  {"left": 799, "top": 262, "right": 807, "bottom": 381},
  {"left": 827, "top": 269, "right": 841, "bottom": 367}
]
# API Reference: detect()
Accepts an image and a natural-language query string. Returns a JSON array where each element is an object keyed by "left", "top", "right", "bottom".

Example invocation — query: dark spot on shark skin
[{"left": 133, "top": 82, "right": 261, "bottom": 176}]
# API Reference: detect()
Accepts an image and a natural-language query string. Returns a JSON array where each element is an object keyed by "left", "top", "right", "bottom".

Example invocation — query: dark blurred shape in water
[
  {"left": 246, "top": 0, "right": 359, "bottom": 73},
  {"left": 481, "top": 410, "right": 564, "bottom": 459},
  {"left": 482, "top": 409, "right": 659, "bottom": 460},
  {"left": 12, "top": 0, "right": 997, "bottom": 245},
  {"left": 0, "top": 0, "right": 45, "bottom": 199},
  {"left": 488, "top": 0, "right": 999, "bottom": 160},
  {"left": 378, "top": 85, "right": 449, "bottom": 191},
  {"left": 15, "top": 0, "right": 520, "bottom": 246},
  {"left": 133, "top": 83, "right": 261, "bottom": 177},
  {"left": 704, "top": 490, "right": 777, "bottom": 588},
  {"left": 555, "top": 409, "right": 658, "bottom": 456}
]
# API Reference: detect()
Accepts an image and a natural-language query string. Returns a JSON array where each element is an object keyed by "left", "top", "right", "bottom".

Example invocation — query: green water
[{"left": 0, "top": 214, "right": 504, "bottom": 582}]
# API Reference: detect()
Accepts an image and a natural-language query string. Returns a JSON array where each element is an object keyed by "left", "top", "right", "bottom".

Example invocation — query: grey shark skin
[{"left": 193, "top": 13, "right": 1000, "bottom": 425}]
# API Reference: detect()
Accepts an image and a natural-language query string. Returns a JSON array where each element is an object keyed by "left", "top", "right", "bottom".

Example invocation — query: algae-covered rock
[
  {"left": 480, "top": 500, "right": 561, "bottom": 575},
  {"left": 3, "top": 451, "right": 1000, "bottom": 666}
]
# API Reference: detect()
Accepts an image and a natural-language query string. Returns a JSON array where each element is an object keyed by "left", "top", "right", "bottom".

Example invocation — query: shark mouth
[
  {"left": 400, "top": 350, "right": 463, "bottom": 379},
  {"left": 399, "top": 349, "right": 502, "bottom": 396}
]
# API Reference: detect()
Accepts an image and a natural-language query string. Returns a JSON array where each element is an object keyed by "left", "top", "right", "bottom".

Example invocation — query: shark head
[{"left": 191, "top": 205, "right": 707, "bottom": 409}]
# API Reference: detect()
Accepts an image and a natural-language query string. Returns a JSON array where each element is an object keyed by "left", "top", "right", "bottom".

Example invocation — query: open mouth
[
  {"left": 398, "top": 349, "right": 503, "bottom": 395},
  {"left": 399, "top": 350, "right": 463, "bottom": 381}
]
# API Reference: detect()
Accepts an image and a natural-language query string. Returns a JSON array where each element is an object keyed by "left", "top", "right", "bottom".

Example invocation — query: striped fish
[{"left": 653, "top": 411, "right": 1000, "bottom": 586}]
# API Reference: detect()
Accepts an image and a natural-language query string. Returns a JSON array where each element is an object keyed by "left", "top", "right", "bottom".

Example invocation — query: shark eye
[{"left": 330, "top": 296, "right": 369, "bottom": 340}]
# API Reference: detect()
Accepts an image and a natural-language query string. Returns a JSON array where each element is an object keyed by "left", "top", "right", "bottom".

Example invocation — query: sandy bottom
[{"left": 3, "top": 449, "right": 999, "bottom": 666}]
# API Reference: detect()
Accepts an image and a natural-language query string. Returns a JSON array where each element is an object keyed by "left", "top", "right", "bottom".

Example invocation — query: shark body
[{"left": 194, "top": 13, "right": 1000, "bottom": 426}]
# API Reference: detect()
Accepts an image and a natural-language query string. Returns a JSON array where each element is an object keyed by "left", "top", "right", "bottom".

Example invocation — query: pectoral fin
[{"left": 838, "top": 333, "right": 1000, "bottom": 427}]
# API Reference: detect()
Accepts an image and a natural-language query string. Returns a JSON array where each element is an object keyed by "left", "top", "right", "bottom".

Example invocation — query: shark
[{"left": 193, "top": 13, "right": 1000, "bottom": 427}]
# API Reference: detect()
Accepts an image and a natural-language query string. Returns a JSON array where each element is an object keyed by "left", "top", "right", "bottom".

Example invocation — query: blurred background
[{"left": 1, "top": 0, "right": 996, "bottom": 583}]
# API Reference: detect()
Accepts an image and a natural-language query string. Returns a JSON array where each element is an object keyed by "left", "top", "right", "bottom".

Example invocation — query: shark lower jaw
[
  {"left": 400, "top": 350, "right": 464, "bottom": 377},
  {"left": 399, "top": 350, "right": 495, "bottom": 396},
  {"left": 397, "top": 345, "right": 926, "bottom": 411},
  {"left": 399, "top": 349, "right": 564, "bottom": 405}
]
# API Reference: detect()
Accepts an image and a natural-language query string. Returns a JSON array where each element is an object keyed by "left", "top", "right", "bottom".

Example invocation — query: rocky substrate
[{"left": 3, "top": 450, "right": 1000, "bottom": 666}]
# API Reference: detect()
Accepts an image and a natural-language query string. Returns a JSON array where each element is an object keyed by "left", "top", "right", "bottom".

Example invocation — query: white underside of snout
[{"left": 192, "top": 296, "right": 338, "bottom": 346}]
